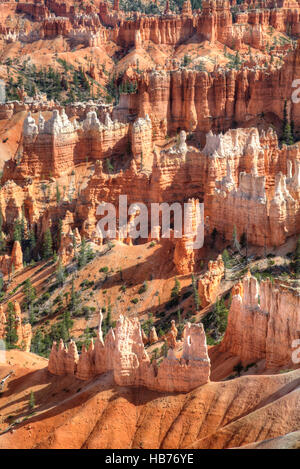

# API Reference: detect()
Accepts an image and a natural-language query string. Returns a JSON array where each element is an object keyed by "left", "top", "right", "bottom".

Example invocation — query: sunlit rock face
[
  {"left": 220, "top": 274, "right": 300, "bottom": 369},
  {"left": 48, "top": 312, "right": 211, "bottom": 392}
]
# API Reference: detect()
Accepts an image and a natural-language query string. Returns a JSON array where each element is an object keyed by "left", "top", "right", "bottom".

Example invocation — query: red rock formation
[
  {"left": 198, "top": 255, "right": 224, "bottom": 307},
  {"left": 42, "top": 17, "right": 72, "bottom": 39},
  {"left": 10, "top": 241, "right": 23, "bottom": 273},
  {"left": 76, "top": 124, "right": 299, "bottom": 250},
  {"left": 149, "top": 326, "right": 158, "bottom": 344},
  {"left": 48, "top": 312, "right": 211, "bottom": 392},
  {"left": 0, "top": 306, "right": 6, "bottom": 339},
  {"left": 115, "top": 15, "right": 196, "bottom": 47},
  {"left": 14, "top": 301, "right": 32, "bottom": 352},
  {"left": 16, "top": 2, "right": 49, "bottom": 21},
  {"left": 220, "top": 274, "right": 300, "bottom": 369},
  {"left": 2, "top": 110, "right": 129, "bottom": 180},
  {"left": 130, "top": 42, "right": 300, "bottom": 137}
]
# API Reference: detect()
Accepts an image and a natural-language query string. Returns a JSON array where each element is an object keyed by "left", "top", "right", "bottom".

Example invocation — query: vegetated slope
[{"left": 0, "top": 351, "right": 299, "bottom": 449}]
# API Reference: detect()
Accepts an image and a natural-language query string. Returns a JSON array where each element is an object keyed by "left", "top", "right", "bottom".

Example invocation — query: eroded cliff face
[
  {"left": 220, "top": 273, "right": 300, "bottom": 369},
  {"left": 2, "top": 110, "right": 130, "bottom": 180},
  {"left": 48, "top": 312, "right": 210, "bottom": 392},
  {"left": 111, "top": 0, "right": 300, "bottom": 50},
  {"left": 76, "top": 125, "right": 299, "bottom": 250},
  {"left": 129, "top": 41, "right": 300, "bottom": 138},
  {"left": 0, "top": 114, "right": 298, "bottom": 278}
]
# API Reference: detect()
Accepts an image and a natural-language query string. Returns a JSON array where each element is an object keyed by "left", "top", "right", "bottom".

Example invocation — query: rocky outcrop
[
  {"left": 131, "top": 41, "right": 300, "bottom": 137},
  {"left": 14, "top": 301, "right": 32, "bottom": 352},
  {"left": 0, "top": 240, "right": 23, "bottom": 276},
  {"left": 76, "top": 125, "right": 299, "bottom": 250},
  {"left": 0, "top": 306, "right": 6, "bottom": 339},
  {"left": 114, "top": 15, "right": 196, "bottom": 48},
  {"left": 57, "top": 211, "right": 81, "bottom": 264},
  {"left": 198, "top": 255, "right": 224, "bottom": 307},
  {"left": 2, "top": 110, "right": 130, "bottom": 180},
  {"left": 10, "top": 241, "right": 23, "bottom": 273},
  {"left": 42, "top": 17, "right": 72, "bottom": 39},
  {"left": 220, "top": 273, "right": 300, "bottom": 369},
  {"left": 0, "top": 301, "right": 31, "bottom": 352},
  {"left": 48, "top": 312, "right": 211, "bottom": 392}
]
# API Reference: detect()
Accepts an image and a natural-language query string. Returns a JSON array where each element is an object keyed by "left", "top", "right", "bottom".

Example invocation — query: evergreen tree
[
  {"left": 56, "top": 219, "right": 63, "bottom": 252},
  {"left": 28, "top": 304, "right": 35, "bottom": 326},
  {"left": 191, "top": 273, "right": 200, "bottom": 310},
  {"left": 5, "top": 302, "right": 18, "bottom": 348},
  {"left": 29, "top": 228, "right": 36, "bottom": 254},
  {"left": 23, "top": 278, "right": 36, "bottom": 310},
  {"left": 161, "top": 341, "right": 168, "bottom": 358},
  {"left": 106, "top": 158, "right": 114, "bottom": 174},
  {"left": 69, "top": 277, "right": 79, "bottom": 311},
  {"left": 56, "top": 258, "right": 66, "bottom": 287},
  {"left": 62, "top": 311, "right": 73, "bottom": 338},
  {"left": 56, "top": 182, "right": 61, "bottom": 203},
  {"left": 291, "top": 120, "right": 295, "bottom": 142},
  {"left": 29, "top": 390, "right": 35, "bottom": 410},
  {"left": 234, "top": 51, "right": 241, "bottom": 68},
  {"left": 177, "top": 309, "right": 181, "bottom": 325},
  {"left": 13, "top": 219, "right": 22, "bottom": 243},
  {"left": 282, "top": 99, "right": 294, "bottom": 145},
  {"left": 86, "top": 242, "right": 94, "bottom": 263},
  {"left": 222, "top": 249, "right": 231, "bottom": 268},
  {"left": 170, "top": 277, "right": 181, "bottom": 304},
  {"left": 43, "top": 228, "right": 53, "bottom": 260},
  {"left": 0, "top": 229, "right": 6, "bottom": 254},
  {"left": 78, "top": 238, "right": 87, "bottom": 268},
  {"left": 214, "top": 298, "right": 229, "bottom": 334},
  {"left": 294, "top": 236, "right": 300, "bottom": 277},
  {"left": 31, "top": 329, "right": 44, "bottom": 355},
  {"left": 106, "top": 301, "right": 112, "bottom": 329}
]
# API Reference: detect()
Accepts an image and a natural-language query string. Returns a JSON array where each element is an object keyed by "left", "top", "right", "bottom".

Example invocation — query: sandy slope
[{"left": 0, "top": 350, "right": 299, "bottom": 449}]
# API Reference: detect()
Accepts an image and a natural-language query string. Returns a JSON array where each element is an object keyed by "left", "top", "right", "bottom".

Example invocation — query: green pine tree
[
  {"left": 191, "top": 273, "right": 200, "bottom": 310},
  {"left": 222, "top": 249, "right": 231, "bottom": 268},
  {"left": 78, "top": 238, "right": 87, "bottom": 268},
  {"left": 294, "top": 236, "right": 300, "bottom": 278},
  {"left": 282, "top": 99, "right": 294, "bottom": 145},
  {"left": 56, "top": 182, "right": 61, "bottom": 203},
  {"left": 43, "top": 228, "right": 53, "bottom": 260},
  {"left": 56, "top": 258, "right": 66, "bottom": 287},
  {"left": 23, "top": 278, "right": 36, "bottom": 310},
  {"left": 29, "top": 390, "right": 35, "bottom": 410},
  {"left": 171, "top": 277, "right": 181, "bottom": 301},
  {"left": 5, "top": 302, "right": 18, "bottom": 348},
  {"left": 214, "top": 298, "right": 229, "bottom": 335}
]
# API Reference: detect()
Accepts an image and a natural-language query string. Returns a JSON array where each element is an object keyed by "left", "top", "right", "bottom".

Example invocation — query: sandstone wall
[
  {"left": 132, "top": 43, "right": 300, "bottom": 137},
  {"left": 220, "top": 274, "right": 300, "bottom": 368},
  {"left": 48, "top": 312, "right": 211, "bottom": 392},
  {"left": 76, "top": 126, "right": 300, "bottom": 248}
]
